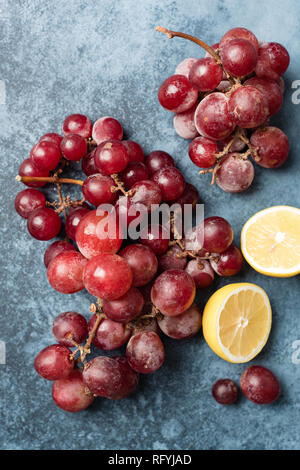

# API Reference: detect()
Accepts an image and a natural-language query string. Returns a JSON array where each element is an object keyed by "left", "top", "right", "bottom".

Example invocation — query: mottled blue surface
[{"left": 0, "top": 0, "right": 300, "bottom": 450}]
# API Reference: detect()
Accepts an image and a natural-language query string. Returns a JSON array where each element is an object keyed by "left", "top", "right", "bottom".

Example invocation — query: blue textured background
[{"left": 0, "top": 0, "right": 300, "bottom": 450}]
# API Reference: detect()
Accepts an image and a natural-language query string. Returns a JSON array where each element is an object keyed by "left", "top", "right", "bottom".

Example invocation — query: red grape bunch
[{"left": 157, "top": 26, "right": 290, "bottom": 193}]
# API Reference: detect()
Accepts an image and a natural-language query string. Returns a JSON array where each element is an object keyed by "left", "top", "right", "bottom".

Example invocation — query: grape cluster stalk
[
  {"left": 157, "top": 26, "right": 290, "bottom": 193},
  {"left": 15, "top": 112, "right": 246, "bottom": 412}
]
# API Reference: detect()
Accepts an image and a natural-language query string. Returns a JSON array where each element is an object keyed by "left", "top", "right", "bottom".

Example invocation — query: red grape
[
  {"left": 244, "top": 77, "right": 283, "bottom": 116},
  {"left": 88, "top": 315, "right": 131, "bottom": 350},
  {"left": 158, "top": 245, "right": 187, "bottom": 271},
  {"left": 81, "top": 150, "right": 99, "bottom": 176},
  {"left": 62, "top": 113, "right": 92, "bottom": 138},
  {"left": 82, "top": 174, "right": 117, "bottom": 206},
  {"left": 31, "top": 140, "right": 61, "bottom": 171},
  {"left": 47, "top": 251, "right": 87, "bottom": 294},
  {"left": 220, "top": 38, "right": 258, "bottom": 77},
  {"left": 139, "top": 224, "right": 169, "bottom": 255},
  {"left": 52, "top": 369, "right": 94, "bottom": 412},
  {"left": 198, "top": 216, "right": 233, "bottom": 254},
  {"left": 158, "top": 74, "right": 198, "bottom": 113},
  {"left": 194, "top": 93, "right": 236, "bottom": 140},
  {"left": 240, "top": 366, "right": 280, "bottom": 404},
  {"left": 92, "top": 117, "right": 123, "bottom": 145},
  {"left": 34, "top": 344, "right": 74, "bottom": 381},
  {"left": 122, "top": 140, "right": 144, "bottom": 162},
  {"left": 188, "top": 136, "right": 218, "bottom": 168},
  {"left": 102, "top": 286, "right": 144, "bottom": 323},
  {"left": 126, "top": 331, "right": 165, "bottom": 374},
  {"left": 172, "top": 183, "right": 199, "bottom": 210},
  {"left": 145, "top": 150, "right": 175, "bottom": 175},
  {"left": 175, "top": 57, "right": 198, "bottom": 77},
  {"left": 44, "top": 240, "right": 76, "bottom": 268},
  {"left": 76, "top": 210, "right": 123, "bottom": 259},
  {"left": 173, "top": 103, "right": 199, "bottom": 139},
  {"left": 60, "top": 134, "right": 87, "bottom": 161},
  {"left": 151, "top": 269, "right": 195, "bottom": 316},
  {"left": 212, "top": 379, "right": 239, "bottom": 405},
  {"left": 15, "top": 189, "right": 46, "bottom": 219},
  {"left": 185, "top": 259, "right": 214, "bottom": 288},
  {"left": 220, "top": 27, "right": 259, "bottom": 52},
  {"left": 218, "top": 128, "right": 247, "bottom": 153},
  {"left": 52, "top": 311, "right": 88, "bottom": 347},
  {"left": 113, "top": 356, "right": 139, "bottom": 399},
  {"left": 255, "top": 42, "right": 290, "bottom": 80},
  {"left": 152, "top": 167, "right": 185, "bottom": 201},
  {"left": 158, "top": 303, "right": 202, "bottom": 339},
  {"left": 18, "top": 158, "right": 49, "bottom": 188},
  {"left": 27, "top": 207, "right": 61, "bottom": 240},
  {"left": 65, "top": 206, "right": 90, "bottom": 241},
  {"left": 210, "top": 245, "right": 243, "bottom": 276},
  {"left": 216, "top": 153, "right": 255, "bottom": 193},
  {"left": 250, "top": 126, "right": 289, "bottom": 168},
  {"left": 83, "top": 356, "right": 132, "bottom": 399},
  {"left": 39, "top": 133, "right": 63, "bottom": 147},
  {"left": 120, "top": 244, "right": 158, "bottom": 287},
  {"left": 83, "top": 253, "right": 133, "bottom": 300},
  {"left": 94, "top": 140, "right": 129, "bottom": 175},
  {"left": 228, "top": 86, "right": 268, "bottom": 128},
  {"left": 120, "top": 162, "right": 149, "bottom": 189},
  {"left": 129, "top": 180, "right": 162, "bottom": 212},
  {"left": 189, "top": 58, "right": 223, "bottom": 91}
]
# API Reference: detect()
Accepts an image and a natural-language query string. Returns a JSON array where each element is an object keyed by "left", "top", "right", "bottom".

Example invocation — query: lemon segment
[
  {"left": 202, "top": 283, "right": 272, "bottom": 363},
  {"left": 241, "top": 206, "right": 300, "bottom": 277}
]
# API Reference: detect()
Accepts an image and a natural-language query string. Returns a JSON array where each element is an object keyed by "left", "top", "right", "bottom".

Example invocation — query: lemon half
[{"left": 203, "top": 283, "right": 272, "bottom": 363}]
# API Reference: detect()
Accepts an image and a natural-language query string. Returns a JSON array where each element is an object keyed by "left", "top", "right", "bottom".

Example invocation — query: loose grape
[
  {"left": 152, "top": 167, "right": 185, "bottom": 201},
  {"left": 34, "top": 344, "right": 74, "bottom": 381},
  {"left": 185, "top": 259, "right": 214, "bottom": 289},
  {"left": 52, "top": 370, "right": 94, "bottom": 412},
  {"left": 31, "top": 140, "right": 61, "bottom": 171},
  {"left": 212, "top": 379, "right": 239, "bottom": 405},
  {"left": 15, "top": 189, "right": 46, "bottom": 219},
  {"left": 158, "top": 74, "right": 198, "bottom": 113},
  {"left": 47, "top": 251, "right": 87, "bottom": 294},
  {"left": 210, "top": 245, "right": 243, "bottom": 276},
  {"left": 250, "top": 126, "right": 289, "bottom": 168},
  {"left": 52, "top": 311, "right": 88, "bottom": 347},
  {"left": 62, "top": 113, "right": 92, "bottom": 138},
  {"left": 102, "top": 286, "right": 144, "bottom": 323},
  {"left": 60, "top": 134, "right": 87, "bottom": 161},
  {"left": 126, "top": 331, "right": 165, "bottom": 374},
  {"left": 228, "top": 86, "right": 268, "bottom": 128},
  {"left": 158, "top": 303, "right": 202, "bottom": 339},
  {"left": 194, "top": 93, "right": 236, "bottom": 140},
  {"left": 44, "top": 240, "right": 76, "bottom": 268},
  {"left": 120, "top": 244, "right": 158, "bottom": 287},
  {"left": 18, "top": 158, "right": 49, "bottom": 188},
  {"left": 216, "top": 153, "right": 255, "bottom": 193},
  {"left": 240, "top": 366, "right": 280, "bottom": 404},
  {"left": 88, "top": 315, "right": 131, "bottom": 350},
  {"left": 92, "top": 117, "right": 123, "bottom": 145},
  {"left": 82, "top": 174, "right": 117, "bottom": 206},
  {"left": 198, "top": 216, "right": 233, "bottom": 254},
  {"left": 94, "top": 140, "right": 129, "bottom": 175},
  {"left": 27, "top": 207, "right": 61, "bottom": 240},
  {"left": 188, "top": 136, "right": 218, "bottom": 168}
]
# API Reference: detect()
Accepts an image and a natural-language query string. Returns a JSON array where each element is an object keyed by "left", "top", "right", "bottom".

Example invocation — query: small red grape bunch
[{"left": 157, "top": 26, "right": 290, "bottom": 193}]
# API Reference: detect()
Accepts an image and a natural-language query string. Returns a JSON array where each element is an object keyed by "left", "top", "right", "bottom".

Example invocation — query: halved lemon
[
  {"left": 202, "top": 283, "right": 272, "bottom": 363},
  {"left": 241, "top": 206, "right": 300, "bottom": 277}
]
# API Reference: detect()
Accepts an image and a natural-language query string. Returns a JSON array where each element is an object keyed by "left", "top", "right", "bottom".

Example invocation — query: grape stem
[
  {"left": 16, "top": 175, "right": 84, "bottom": 186},
  {"left": 111, "top": 173, "right": 136, "bottom": 197}
]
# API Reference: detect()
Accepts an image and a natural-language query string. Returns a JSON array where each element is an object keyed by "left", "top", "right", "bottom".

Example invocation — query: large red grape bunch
[
  {"left": 15, "top": 113, "right": 244, "bottom": 412},
  {"left": 157, "top": 26, "right": 290, "bottom": 193}
]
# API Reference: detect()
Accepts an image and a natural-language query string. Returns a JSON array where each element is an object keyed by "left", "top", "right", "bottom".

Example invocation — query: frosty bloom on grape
[
  {"left": 291, "top": 340, "right": 300, "bottom": 364},
  {"left": 95, "top": 202, "right": 204, "bottom": 242},
  {"left": 291, "top": 80, "right": 300, "bottom": 104}
]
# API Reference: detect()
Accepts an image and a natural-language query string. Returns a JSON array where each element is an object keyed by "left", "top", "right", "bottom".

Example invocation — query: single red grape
[
  {"left": 120, "top": 244, "right": 158, "bottom": 287},
  {"left": 126, "top": 331, "right": 165, "bottom": 374},
  {"left": 82, "top": 174, "right": 117, "bottom": 206},
  {"left": 189, "top": 57, "right": 223, "bottom": 91},
  {"left": 173, "top": 103, "right": 199, "bottom": 139},
  {"left": 250, "top": 126, "right": 289, "bottom": 168},
  {"left": 52, "top": 311, "right": 88, "bottom": 347},
  {"left": 240, "top": 366, "right": 280, "bottom": 404},
  {"left": 194, "top": 93, "right": 236, "bottom": 140},
  {"left": 188, "top": 136, "right": 218, "bottom": 168},
  {"left": 120, "top": 162, "right": 149, "bottom": 189},
  {"left": 88, "top": 315, "right": 131, "bottom": 350},
  {"left": 152, "top": 167, "right": 185, "bottom": 201},
  {"left": 94, "top": 140, "right": 129, "bottom": 175},
  {"left": 210, "top": 245, "right": 243, "bottom": 276},
  {"left": 158, "top": 245, "right": 187, "bottom": 272},
  {"left": 220, "top": 38, "right": 258, "bottom": 77},
  {"left": 31, "top": 140, "right": 61, "bottom": 171},
  {"left": 47, "top": 251, "right": 87, "bottom": 294},
  {"left": 228, "top": 86, "right": 269, "bottom": 128},
  {"left": 83, "top": 253, "right": 133, "bottom": 300},
  {"left": 60, "top": 134, "right": 87, "bottom": 161},
  {"left": 129, "top": 180, "right": 162, "bottom": 212},
  {"left": 44, "top": 240, "right": 76, "bottom": 268},
  {"left": 52, "top": 369, "right": 94, "bottom": 412},
  {"left": 151, "top": 269, "right": 195, "bottom": 316},
  {"left": 216, "top": 153, "right": 255, "bottom": 193},
  {"left": 175, "top": 57, "right": 198, "bottom": 77},
  {"left": 76, "top": 209, "right": 123, "bottom": 259},
  {"left": 185, "top": 259, "right": 214, "bottom": 289},
  {"left": 15, "top": 189, "right": 46, "bottom": 219},
  {"left": 113, "top": 356, "right": 139, "bottom": 399},
  {"left": 198, "top": 216, "right": 234, "bottom": 254},
  {"left": 139, "top": 224, "right": 170, "bottom": 256},
  {"left": 65, "top": 206, "right": 90, "bottom": 241},
  {"left": 81, "top": 150, "right": 99, "bottom": 176},
  {"left": 62, "top": 113, "right": 92, "bottom": 138},
  {"left": 27, "top": 207, "right": 61, "bottom": 240},
  {"left": 212, "top": 379, "right": 239, "bottom": 405},
  {"left": 145, "top": 150, "right": 175, "bottom": 175},
  {"left": 255, "top": 42, "right": 290, "bottom": 80},
  {"left": 219, "top": 27, "right": 259, "bottom": 52},
  {"left": 158, "top": 74, "right": 198, "bottom": 113},
  {"left": 34, "top": 344, "right": 74, "bottom": 381},
  {"left": 122, "top": 140, "right": 144, "bottom": 162},
  {"left": 244, "top": 77, "right": 283, "bottom": 116},
  {"left": 92, "top": 117, "right": 123, "bottom": 145},
  {"left": 103, "top": 286, "right": 144, "bottom": 323},
  {"left": 158, "top": 303, "right": 202, "bottom": 339},
  {"left": 39, "top": 133, "right": 63, "bottom": 147},
  {"left": 18, "top": 158, "right": 49, "bottom": 188}
]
